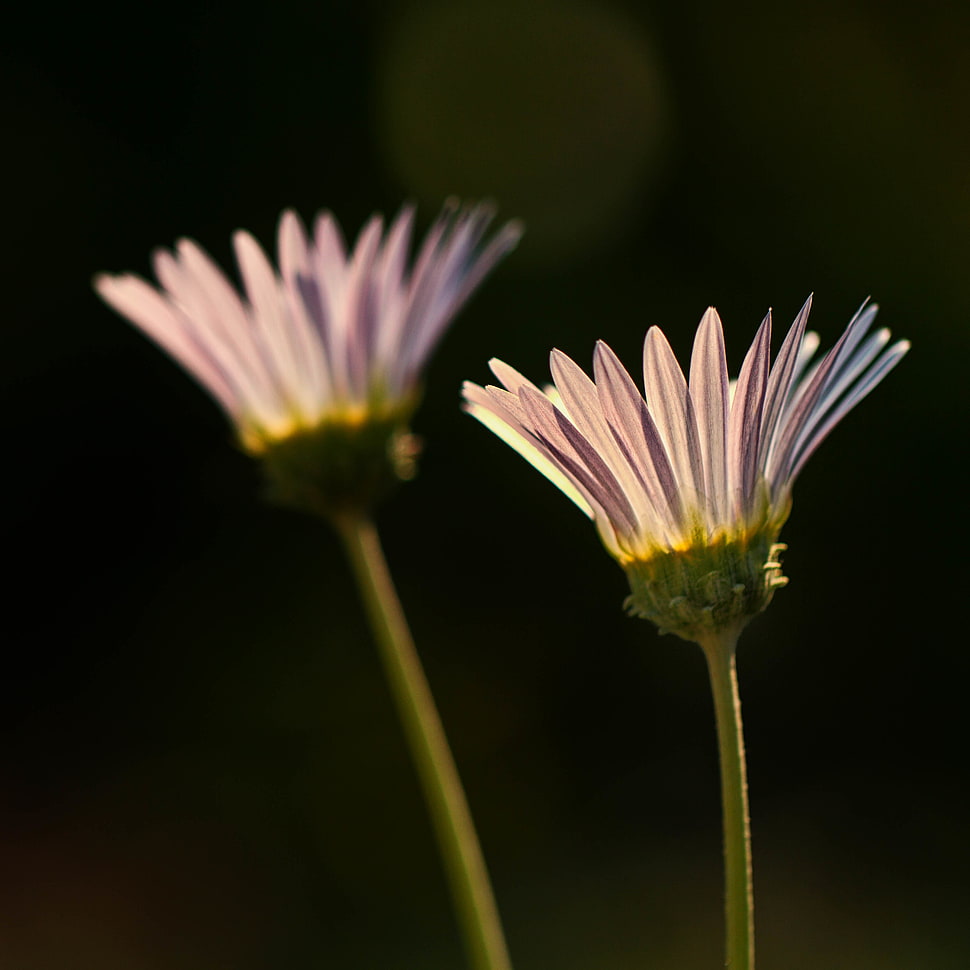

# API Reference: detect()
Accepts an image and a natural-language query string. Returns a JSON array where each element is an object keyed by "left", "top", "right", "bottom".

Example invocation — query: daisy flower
[
  {"left": 464, "top": 296, "right": 908, "bottom": 641},
  {"left": 96, "top": 201, "right": 522, "bottom": 515},
  {"left": 97, "top": 202, "right": 524, "bottom": 970}
]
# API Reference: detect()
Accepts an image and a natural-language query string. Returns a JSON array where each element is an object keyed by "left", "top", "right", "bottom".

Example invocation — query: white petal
[
  {"left": 519, "top": 384, "right": 640, "bottom": 541},
  {"left": 727, "top": 311, "right": 771, "bottom": 521},
  {"left": 549, "top": 348, "right": 658, "bottom": 528},
  {"left": 642, "top": 327, "right": 706, "bottom": 516},
  {"left": 154, "top": 245, "right": 284, "bottom": 425},
  {"left": 277, "top": 209, "right": 333, "bottom": 412},
  {"left": 760, "top": 296, "right": 812, "bottom": 477},
  {"left": 463, "top": 383, "right": 594, "bottom": 517},
  {"left": 688, "top": 307, "right": 730, "bottom": 526},
  {"left": 94, "top": 273, "right": 241, "bottom": 418},
  {"left": 593, "top": 340, "right": 683, "bottom": 543},
  {"left": 233, "top": 228, "right": 315, "bottom": 420},
  {"left": 787, "top": 338, "right": 910, "bottom": 483}
]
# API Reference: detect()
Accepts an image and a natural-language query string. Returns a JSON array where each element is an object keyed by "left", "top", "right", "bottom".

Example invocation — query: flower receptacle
[
  {"left": 623, "top": 531, "right": 789, "bottom": 642},
  {"left": 258, "top": 413, "right": 421, "bottom": 520}
]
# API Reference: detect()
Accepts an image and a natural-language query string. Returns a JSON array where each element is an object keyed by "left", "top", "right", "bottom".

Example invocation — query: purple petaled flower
[
  {"left": 96, "top": 201, "right": 522, "bottom": 453},
  {"left": 96, "top": 201, "right": 522, "bottom": 517},
  {"left": 463, "top": 297, "right": 909, "bottom": 639}
]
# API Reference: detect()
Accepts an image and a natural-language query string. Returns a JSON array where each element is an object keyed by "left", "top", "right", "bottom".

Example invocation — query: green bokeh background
[{"left": 3, "top": 0, "right": 967, "bottom": 966}]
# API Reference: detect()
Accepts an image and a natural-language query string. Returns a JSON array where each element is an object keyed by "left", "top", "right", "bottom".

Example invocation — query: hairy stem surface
[{"left": 699, "top": 629, "right": 754, "bottom": 970}]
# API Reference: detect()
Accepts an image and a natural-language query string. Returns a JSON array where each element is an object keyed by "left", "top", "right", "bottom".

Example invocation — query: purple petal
[
  {"left": 767, "top": 300, "right": 880, "bottom": 487},
  {"left": 233, "top": 228, "right": 312, "bottom": 415},
  {"left": 277, "top": 209, "right": 333, "bottom": 405},
  {"left": 787, "top": 338, "right": 910, "bottom": 482},
  {"left": 519, "top": 385, "right": 640, "bottom": 538},
  {"left": 372, "top": 205, "right": 417, "bottom": 385},
  {"left": 759, "top": 295, "right": 812, "bottom": 474},
  {"left": 154, "top": 244, "right": 282, "bottom": 418},
  {"left": 488, "top": 357, "right": 545, "bottom": 396},
  {"left": 462, "top": 380, "right": 597, "bottom": 516},
  {"left": 593, "top": 340, "right": 683, "bottom": 537},
  {"left": 642, "top": 326, "right": 706, "bottom": 515},
  {"left": 549, "top": 348, "right": 655, "bottom": 517},
  {"left": 401, "top": 204, "right": 521, "bottom": 383},
  {"left": 94, "top": 272, "right": 241, "bottom": 417},
  {"left": 341, "top": 215, "right": 385, "bottom": 398},
  {"left": 688, "top": 308, "right": 730, "bottom": 525},
  {"left": 728, "top": 311, "right": 771, "bottom": 520}
]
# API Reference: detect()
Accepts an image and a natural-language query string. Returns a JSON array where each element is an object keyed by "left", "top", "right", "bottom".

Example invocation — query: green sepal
[
  {"left": 258, "top": 414, "right": 421, "bottom": 520},
  {"left": 623, "top": 529, "right": 788, "bottom": 642}
]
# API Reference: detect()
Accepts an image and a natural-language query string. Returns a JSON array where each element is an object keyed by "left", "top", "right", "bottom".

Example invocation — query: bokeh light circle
[{"left": 376, "top": 0, "right": 670, "bottom": 267}]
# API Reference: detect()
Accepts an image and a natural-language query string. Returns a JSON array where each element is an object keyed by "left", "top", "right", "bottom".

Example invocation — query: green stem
[
  {"left": 698, "top": 630, "right": 754, "bottom": 970},
  {"left": 335, "top": 514, "right": 513, "bottom": 970}
]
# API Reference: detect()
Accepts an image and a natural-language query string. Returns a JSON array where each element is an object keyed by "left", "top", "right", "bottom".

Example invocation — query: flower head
[
  {"left": 463, "top": 296, "right": 909, "bottom": 641},
  {"left": 96, "top": 201, "right": 522, "bottom": 515}
]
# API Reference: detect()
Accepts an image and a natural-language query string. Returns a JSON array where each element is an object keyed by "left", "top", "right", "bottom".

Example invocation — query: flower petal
[
  {"left": 759, "top": 295, "right": 812, "bottom": 476},
  {"left": 728, "top": 310, "right": 771, "bottom": 521},
  {"left": 767, "top": 300, "right": 879, "bottom": 487},
  {"left": 549, "top": 348, "right": 659, "bottom": 528},
  {"left": 154, "top": 244, "right": 284, "bottom": 425},
  {"left": 787, "top": 337, "right": 910, "bottom": 482},
  {"left": 401, "top": 204, "right": 522, "bottom": 385},
  {"left": 593, "top": 340, "right": 683, "bottom": 541},
  {"left": 643, "top": 327, "right": 706, "bottom": 515},
  {"left": 94, "top": 272, "right": 241, "bottom": 417},
  {"left": 688, "top": 307, "right": 730, "bottom": 527},
  {"left": 234, "top": 227, "right": 317, "bottom": 421},
  {"left": 462, "top": 381, "right": 594, "bottom": 516},
  {"left": 519, "top": 384, "right": 640, "bottom": 541},
  {"left": 277, "top": 209, "right": 333, "bottom": 410}
]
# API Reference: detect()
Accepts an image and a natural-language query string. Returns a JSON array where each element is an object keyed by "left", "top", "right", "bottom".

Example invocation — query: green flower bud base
[
  {"left": 258, "top": 414, "right": 421, "bottom": 519},
  {"left": 623, "top": 530, "right": 789, "bottom": 641}
]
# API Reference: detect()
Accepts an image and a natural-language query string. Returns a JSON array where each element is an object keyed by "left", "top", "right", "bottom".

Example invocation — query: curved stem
[
  {"left": 335, "top": 514, "right": 513, "bottom": 970},
  {"left": 698, "top": 630, "right": 754, "bottom": 970}
]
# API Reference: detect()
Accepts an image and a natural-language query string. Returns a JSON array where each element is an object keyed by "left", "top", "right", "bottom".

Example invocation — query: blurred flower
[
  {"left": 97, "top": 201, "right": 522, "bottom": 515},
  {"left": 464, "top": 296, "right": 908, "bottom": 640}
]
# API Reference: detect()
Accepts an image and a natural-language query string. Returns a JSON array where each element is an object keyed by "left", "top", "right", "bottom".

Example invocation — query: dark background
[{"left": 3, "top": 0, "right": 967, "bottom": 967}]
